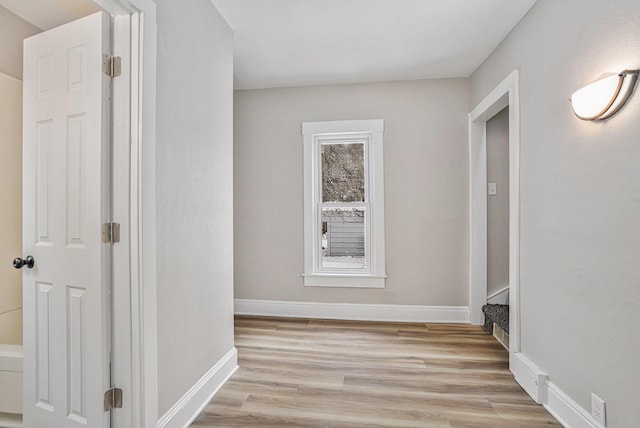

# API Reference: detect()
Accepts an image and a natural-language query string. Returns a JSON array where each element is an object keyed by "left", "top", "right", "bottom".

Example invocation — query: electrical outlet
[{"left": 591, "top": 393, "right": 606, "bottom": 426}]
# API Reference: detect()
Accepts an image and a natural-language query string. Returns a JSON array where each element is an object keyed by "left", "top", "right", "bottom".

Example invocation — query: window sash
[
  {"left": 316, "top": 135, "right": 370, "bottom": 204},
  {"left": 316, "top": 202, "right": 372, "bottom": 274},
  {"left": 315, "top": 135, "right": 371, "bottom": 274}
]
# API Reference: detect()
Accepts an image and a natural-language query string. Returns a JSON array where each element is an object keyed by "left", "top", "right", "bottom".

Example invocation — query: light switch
[{"left": 488, "top": 182, "right": 497, "bottom": 196}]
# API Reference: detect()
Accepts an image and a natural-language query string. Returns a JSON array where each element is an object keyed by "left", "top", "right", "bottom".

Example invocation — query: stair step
[{"left": 482, "top": 304, "right": 509, "bottom": 334}]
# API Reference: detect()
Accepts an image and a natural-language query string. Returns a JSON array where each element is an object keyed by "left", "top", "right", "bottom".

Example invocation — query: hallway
[{"left": 191, "top": 316, "right": 560, "bottom": 427}]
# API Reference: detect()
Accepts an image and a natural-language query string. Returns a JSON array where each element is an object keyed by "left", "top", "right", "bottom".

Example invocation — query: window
[{"left": 302, "top": 120, "right": 386, "bottom": 287}]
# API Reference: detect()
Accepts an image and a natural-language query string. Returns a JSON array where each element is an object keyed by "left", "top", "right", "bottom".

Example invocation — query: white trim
[
  {"left": 487, "top": 286, "right": 509, "bottom": 304},
  {"left": 0, "top": 414, "right": 22, "bottom": 428},
  {"left": 512, "top": 353, "right": 604, "bottom": 428},
  {"left": 92, "top": 1, "right": 158, "bottom": 427},
  {"left": 512, "top": 352, "right": 547, "bottom": 404},
  {"left": 487, "top": 285, "right": 509, "bottom": 300},
  {"left": 156, "top": 348, "right": 238, "bottom": 428},
  {"left": 302, "top": 119, "right": 384, "bottom": 135},
  {"left": 110, "top": 10, "right": 135, "bottom": 428},
  {"left": 545, "top": 381, "right": 603, "bottom": 428},
  {"left": 492, "top": 323, "right": 509, "bottom": 350},
  {"left": 234, "top": 299, "right": 470, "bottom": 323},
  {"left": 468, "top": 70, "right": 521, "bottom": 369},
  {"left": 302, "top": 274, "right": 386, "bottom": 288},
  {"left": 132, "top": 6, "right": 159, "bottom": 428},
  {"left": 302, "top": 119, "right": 386, "bottom": 287}
]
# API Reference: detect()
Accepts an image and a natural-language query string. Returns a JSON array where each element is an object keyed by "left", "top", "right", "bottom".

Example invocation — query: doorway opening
[
  {"left": 468, "top": 70, "right": 521, "bottom": 368},
  {"left": 0, "top": 4, "right": 102, "bottom": 426},
  {"left": 0, "top": 0, "right": 157, "bottom": 426},
  {"left": 483, "top": 106, "right": 510, "bottom": 349}
]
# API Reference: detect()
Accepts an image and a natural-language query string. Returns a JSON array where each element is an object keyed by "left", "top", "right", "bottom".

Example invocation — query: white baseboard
[
  {"left": 492, "top": 323, "right": 509, "bottom": 350},
  {"left": 157, "top": 347, "right": 238, "bottom": 428},
  {"left": 513, "top": 352, "right": 603, "bottom": 428},
  {"left": 487, "top": 286, "right": 509, "bottom": 304},
  {"left": 545, "top": 381, "right": 602, "bottom": 428},
  {"left": 512, "top": 352, "right": 548, "bottom": 404},
  {"left": 234, "top": 299, "right": 470, "bottom": 323},
  {"left": 0, "top": 413, "right": 22, "bottom": 428}
]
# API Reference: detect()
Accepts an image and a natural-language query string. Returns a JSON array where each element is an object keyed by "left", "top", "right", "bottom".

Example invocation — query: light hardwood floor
[{"left": 191, "top": 316, "right": 561, "bottom": 427}]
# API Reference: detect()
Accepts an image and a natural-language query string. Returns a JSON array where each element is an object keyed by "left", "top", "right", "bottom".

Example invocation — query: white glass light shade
[{"left": 570, "top": 70, "right": 638, "bottom": 121}]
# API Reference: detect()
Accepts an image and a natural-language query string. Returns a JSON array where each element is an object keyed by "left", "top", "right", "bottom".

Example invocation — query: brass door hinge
[
  {"left": 102, "top": 223, "right": 120, "bottom": 244},
  {"left": 104, "top": 387, "right": 123, "bottom": 411},
  {"left": 103, "top": 54, "right": 121, "bottom": 77}
]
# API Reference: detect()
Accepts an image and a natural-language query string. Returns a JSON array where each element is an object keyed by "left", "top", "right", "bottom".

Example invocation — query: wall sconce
[{"left": 570, "top": 69, "right": 639, "bottom": 121}]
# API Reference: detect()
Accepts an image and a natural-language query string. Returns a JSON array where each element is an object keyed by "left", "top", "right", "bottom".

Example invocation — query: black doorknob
[{"left": 13, "top": 256, "right": 35, "bottom": 269}]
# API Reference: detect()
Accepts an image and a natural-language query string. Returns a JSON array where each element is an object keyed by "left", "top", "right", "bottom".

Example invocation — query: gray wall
[
  {"left": 471, "top": 0, "right": 640, "bottom": 425},
  {"left": 486, "top": 107, "right": 509, "bottom": 296},
  {"left": 0, "top": 6, "right": 40, "bottom": 79},
  {"left": 155, "top": 0, "right": 234, "bottom": 416},
  {"left": 234, "top": 78, "right": 470, "bottom": 306}
]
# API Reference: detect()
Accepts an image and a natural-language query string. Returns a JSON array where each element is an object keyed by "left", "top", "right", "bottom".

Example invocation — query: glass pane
[
  {"left": 321, "top": 207, "right": 366, "bottom": 269},
  {"left": 321, "top": 142, "right": 365, "bottom": 202}
]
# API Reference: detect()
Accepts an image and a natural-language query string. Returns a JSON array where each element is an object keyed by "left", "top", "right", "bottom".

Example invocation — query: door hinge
[
  {"left": 102, "top": 222, "right": 120, "bottom": 244},
  {"left": 104, "top": 387, "right": 123, "bottom": 411},
  {"left": 103, "top": 54, "right": 121, "bottom": 77}
]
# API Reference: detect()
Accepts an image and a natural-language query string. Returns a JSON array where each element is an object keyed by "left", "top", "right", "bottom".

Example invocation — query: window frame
[{"left": 302, "top": 119, "right": 386, "bottom": 288}]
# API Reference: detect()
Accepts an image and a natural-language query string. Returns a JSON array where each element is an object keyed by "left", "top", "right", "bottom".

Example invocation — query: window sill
[{"left": 303, "top": 274, "right": 386, "bottom": 288}]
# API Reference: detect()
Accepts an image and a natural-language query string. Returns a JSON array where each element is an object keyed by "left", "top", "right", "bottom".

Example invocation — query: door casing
[
  {"left": 468, "top": 69, "right": 521, "bottom": 371},
  {"left": 83, "top": 1, "right": 158, "bottom": 427}
]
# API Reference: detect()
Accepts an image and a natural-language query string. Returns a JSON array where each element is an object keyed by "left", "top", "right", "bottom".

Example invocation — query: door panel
[{"left": 22, "top": 11, "right": 111, "bottom": 428}]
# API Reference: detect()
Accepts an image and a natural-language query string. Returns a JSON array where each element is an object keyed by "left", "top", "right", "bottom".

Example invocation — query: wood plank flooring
[{"left": 191, "top": 316, "right": 561, "bottom": 427}]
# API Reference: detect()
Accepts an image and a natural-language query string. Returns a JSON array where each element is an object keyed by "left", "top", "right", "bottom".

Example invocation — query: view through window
[{"left": 320, "top": 141, "right": 367, "bottom": 270}]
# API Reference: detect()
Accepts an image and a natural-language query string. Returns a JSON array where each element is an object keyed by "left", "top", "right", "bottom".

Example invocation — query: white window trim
[{"left": 302, "top": 119, "right": 386, "bottom": 288}]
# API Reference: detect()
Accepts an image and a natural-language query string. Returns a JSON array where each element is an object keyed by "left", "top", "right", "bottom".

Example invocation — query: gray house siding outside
[{"left": 322, "top": 210, "right": 365, "bottom": 256}]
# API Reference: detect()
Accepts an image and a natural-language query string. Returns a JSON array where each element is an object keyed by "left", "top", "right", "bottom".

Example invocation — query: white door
[{"left": 21, "top": 11, "right": 112, "bottom": 428}]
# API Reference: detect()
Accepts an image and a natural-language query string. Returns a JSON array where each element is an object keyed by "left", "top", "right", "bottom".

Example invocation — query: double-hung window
[{"left": 302, "top": 120, "right": 386, "bottom": 288}]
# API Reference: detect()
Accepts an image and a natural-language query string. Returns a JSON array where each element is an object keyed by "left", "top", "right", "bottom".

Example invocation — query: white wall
[
  {"left": 0, "top": 6, "right": 40, "bottom": 79},
  {"left": 234, "top": 78, "right": 470, "bottom": 306},
  {"left": 486, "top": 107, "right": 509, "bottom": 297},
  {"left": 0, "top": 71, "right": 22, "bottom": 345},
  {"left": 472, "top": 1, "right": 640, "bottom": 425},
  {"left": 155, "top": 0, "right": 235, "bottom": 416}
]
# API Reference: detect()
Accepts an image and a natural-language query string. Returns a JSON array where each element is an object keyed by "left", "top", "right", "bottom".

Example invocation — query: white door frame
[
  {"left": 468, "top": 69, "right": 521, "bottom": 364},
  {"left": 91, "top": 1, "right": 158, "bottom": 427}
]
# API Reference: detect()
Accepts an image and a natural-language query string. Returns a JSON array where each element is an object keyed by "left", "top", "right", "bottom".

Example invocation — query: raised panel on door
[{"left": 22, "top": 11, "right": 111, "bottom": 428}]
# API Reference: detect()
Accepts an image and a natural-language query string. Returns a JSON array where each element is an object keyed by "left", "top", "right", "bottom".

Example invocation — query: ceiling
[
  {"left": 1, "top": 0, "right": 538, "bottom": 90},
  {"left": 211, "top": 0, "right": 537, "bottom": 89},
  {"left": 0, "top": 0, "right": 100, "bottom": 31}
]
